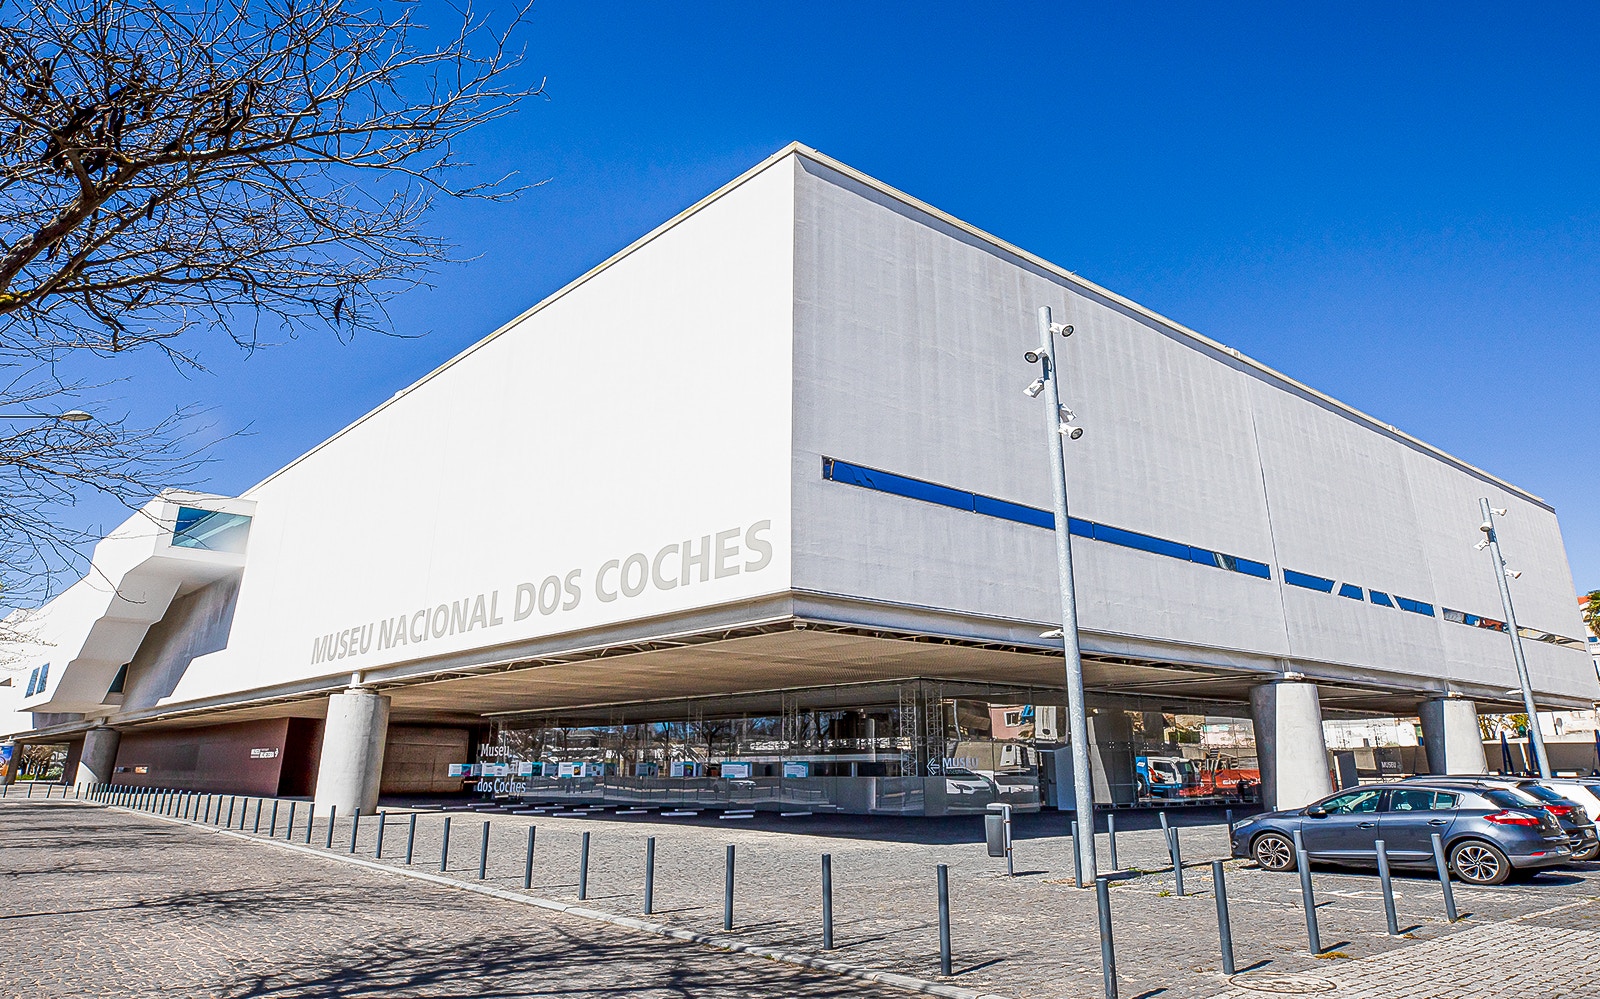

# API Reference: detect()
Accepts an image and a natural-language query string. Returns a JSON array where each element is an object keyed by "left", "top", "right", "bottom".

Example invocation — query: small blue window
[
  {"left": 1369, "top": 590, "right": 1395, "bottom": 608},
  {"left": 821, "top": 459, "right": 973, "bottom": 514},
  {"left": 1284, "top": 570, "right": 1336, "bottom": 593},
  {"left": 973, "top": 494, "right": 1053, "bottom": 530},
  {"left": 1092, "top": 524, "right": 1192, "bottom": 561},
  {"left": 108, "top": 664, "right": 129, "bottom": 695},
  {"left": 1068, "top": 516, "right": 1094, "bottom": 538},
  {"left": 1394, "top": 596, "right": 1435, "bottom": 617},
  {"left": 173, "top": 507, "right": 252, "bottom": 554},
  {"left": 1338, "top": 583, "right": 1364, "bottom": 600},
  {"left": 1226, "top": 556, "right": 1272, "bottom": 579},
  {"left": 24, "top": 667, "right": 40, "bottom": 697}
]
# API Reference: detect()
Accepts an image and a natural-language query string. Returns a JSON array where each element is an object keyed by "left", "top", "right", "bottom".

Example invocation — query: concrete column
[
  {"left": 73, "top": 727, "right": 121, "bottom": 791},
  {"left": 1250, "top": 680, "right": 1335, "bottom": 812},
  {"left": 1418, "top": 697, "right": 1487, "bottom": 775},
  {"left": 312, "top": 686, "right": 391, "bottom": 815}
]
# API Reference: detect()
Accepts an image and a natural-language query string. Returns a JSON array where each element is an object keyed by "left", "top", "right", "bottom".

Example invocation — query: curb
[{"left": 61, "top": 799, "right": 1011, "bottom": 999}]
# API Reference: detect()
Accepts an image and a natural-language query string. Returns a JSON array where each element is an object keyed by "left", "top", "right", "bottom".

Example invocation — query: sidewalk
[{"left": 15, "top": 791, "right": 1599, "bottom": 998}]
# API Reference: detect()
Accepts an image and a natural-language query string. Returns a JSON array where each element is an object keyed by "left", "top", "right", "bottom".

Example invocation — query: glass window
[
  {"left": 1394, "top": 596, "right": 1435, "bottom": 616},
  {"left": 1284, "top": 570, "right": 1336, "bottom": 593},
  {"left": 973, "top": 494, "right": 1053, "bottom": 529},
  {"left": 1321, "top": 789, "right": 1382, "bottom": 813},
  {"left": 1338, "top": 583, "right": 1364, "bottom": 600},
  {"left": 1390, "top": 788, "right": 1454, "bottom": 811},
  {"left": 172, "top": 507, "right": 252, "bottom": 554},
  {"left": 1517, "top": 784, "right": 1565, "bottom": 803},
  {"left": 1369, "top": 590, "right": 1395, "bottom": 608},
  {"left": 1443, "top": 608, "right": 1468, "bottom": 624},
  {"left": 1485, "top": 788, "right": 1538, "bottom": 809}
]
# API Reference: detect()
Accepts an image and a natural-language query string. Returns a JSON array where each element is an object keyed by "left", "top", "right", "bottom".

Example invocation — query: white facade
[{"left": 3, "top": 144, "right": 1594, "bottom": 758}]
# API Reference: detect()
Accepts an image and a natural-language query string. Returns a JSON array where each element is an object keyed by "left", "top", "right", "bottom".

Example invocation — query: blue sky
[{"left": 59, "top": 3, "right": 1600, "bottom": 590}]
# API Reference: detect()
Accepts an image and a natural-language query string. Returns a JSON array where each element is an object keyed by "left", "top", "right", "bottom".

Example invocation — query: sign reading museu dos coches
[{"left": 308, "top": 519, "right": 774, "bottom": 666}]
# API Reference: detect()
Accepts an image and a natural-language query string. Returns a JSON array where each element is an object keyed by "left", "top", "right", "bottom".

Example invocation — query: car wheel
[
  {"left": 1448, "top": 839, "right": 1512, "bottom": 886},
  {"left": 1252, "top": 832, "right": 1296, "bottom": 872}
]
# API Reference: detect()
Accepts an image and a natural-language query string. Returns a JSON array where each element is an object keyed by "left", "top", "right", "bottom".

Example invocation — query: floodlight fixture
[
  {"left": 1049, "top": 322, "right": 1073, "bottom": 337},
  {"left": 1024, "top": 378, "right": 1046, "bottom": 398},
  {"left": 1024, "top": 348, "right": 1044, "bottom": 364},
  {"left": 1505, "top": 568, "right": 1522, "bottom": 580},
  {"left": 1479, "top": 520, "right": 1494, "bottom": 534}
]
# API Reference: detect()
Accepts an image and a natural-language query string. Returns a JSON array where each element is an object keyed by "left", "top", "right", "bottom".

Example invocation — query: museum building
[{"left": 2, "top": 144, "right": 1593, "bottom": 817}]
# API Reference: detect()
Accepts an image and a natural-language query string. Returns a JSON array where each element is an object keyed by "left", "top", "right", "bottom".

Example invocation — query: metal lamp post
[
  {"left": 1024, "top": 304, "right": 1097, "bottom": 886},
  {"left": 1477, "top": 498, "right": 1550, "bottom": 778}
]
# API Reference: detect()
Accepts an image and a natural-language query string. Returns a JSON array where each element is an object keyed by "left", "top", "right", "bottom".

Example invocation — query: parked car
[
  {"left": 1230, "top": 782, "right": 1570, "bottom": 885},
  {"left": 1540, "top": 778, "right": 1600, "bottom": 826},
  {"left": 1397, "top": 775, "right": 1600, "bottom": 862}
]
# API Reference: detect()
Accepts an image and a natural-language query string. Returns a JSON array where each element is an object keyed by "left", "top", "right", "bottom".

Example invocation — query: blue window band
[
  {"left": 821, "top": 457, "right": 1271, "bottom": 580},
  {"left": 1337, "top": 583, "right": 1364, "bottom": 600},
  {"left": 1284, "top": 570, "right": 1336, "bottom": 593},
  {"left": 1368, "top": 590, "right": 1395, "bottom": 608}
]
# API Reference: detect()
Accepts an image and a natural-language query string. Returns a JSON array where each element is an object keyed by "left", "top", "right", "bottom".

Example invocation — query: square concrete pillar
[
  {"left": 73, "top": 727, "right": 121, "bottom": 791},
  {"left": 312, "top": 687, "right": 391, "bottom": 815},
  {"left": 1418, "top": 697, "right": 1487, "bottom": 775},
  {"left": 1250, "top": 680, "right": 1335, "bottom": 812}
]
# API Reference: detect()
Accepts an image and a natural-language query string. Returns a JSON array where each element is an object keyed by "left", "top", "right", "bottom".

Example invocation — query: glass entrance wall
[{"left": 464, "top": 680, "right": 1262, "bottom": 815}]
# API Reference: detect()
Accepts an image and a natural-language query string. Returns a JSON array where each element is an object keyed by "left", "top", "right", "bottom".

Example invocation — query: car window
[
  {"left": 1322, "top": 789, "right": 1382, "bottom": 814},
  {"left": 1517, "top": 784, "right": 1565, "bottom": 803},
  {"left": 1587, "top": 786, "right": 1600, "bottom": 800},
  {"left": 1485, "top": 788, "right": 1538, "bottom": 809},
  {"left": 1389, "top": 788, "right": 1447, "bottom": 811}
]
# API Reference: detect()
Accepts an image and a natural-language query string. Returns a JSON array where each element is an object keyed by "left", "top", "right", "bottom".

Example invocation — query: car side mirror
[{"left": 1306, "top": 807, "right": 1328, "bottom": 818}]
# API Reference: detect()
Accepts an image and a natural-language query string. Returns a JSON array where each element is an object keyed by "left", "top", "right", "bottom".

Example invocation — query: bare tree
[
  {"left": 0, "top": 0, "right": 539, "bottom": 632},
  {"left": 0, "top": 0, "right": 538, "bottom": 359}
]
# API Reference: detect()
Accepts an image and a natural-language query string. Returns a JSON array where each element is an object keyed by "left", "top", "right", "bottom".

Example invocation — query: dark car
[
  {"left": 1397, "top": 775, "right": 1600, "bottom": 862},
  {"left": 1230, "top": 783, "right": 1570, "bottom": 885}
]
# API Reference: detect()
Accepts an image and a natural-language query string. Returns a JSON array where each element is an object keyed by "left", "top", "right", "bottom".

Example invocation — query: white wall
[
  {"left": 158, "top": 155, "right": 799, "bottom": 703},
  {"left": 790, "top": 155, "right": 1594, "bottom": 701}
]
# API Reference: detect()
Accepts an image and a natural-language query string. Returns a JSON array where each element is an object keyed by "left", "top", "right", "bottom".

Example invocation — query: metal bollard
[
  {"left": 440, "top": 815, "right": 452, "bottom": 872},
  {"left": 26, "top": 782, "right": 32, "bottom": 798},
  {"left": 1375, "top": 839, "right": 1400, "bottom": 935},
  {"left": 581, "top": 831, "right": 592, "bottom": 900},
  {"left": 1159, "top": 809, "right": 1171, "bottom": 845},
  {"left": 202, "top": 794, "right": 211, "bottom": 823},
  {"left": 1212, "top": 860, "right": 1236, "bottom": 975},
  {"left": 1107, "top": 812, "right": 1118, "bottom": 871},
  {"left": 225, "top": 796, "right": 235, "bottom": 827},
  {"left": 642, "top": 835, "right": 654, "bottom": 912},
  {"left": 269, "top": 800, "right": 280, "bottom": 837},
  {"left": 1071, "top": 820, "right": 1084, "bottom": 887},
  {"left": 723, "top": 843, "right": 734, "bottom": 930},
  {"left": 1096, "top": 875, "right": 1118, "bottom": 999},
  {"left": 284, "top": 801, "right": 296, "bottom": 840},
  {"left": 1293, "top": 831, "right": 1321, "bottom": 954},
  {"left": 406, "top": 812, "right": 417, "bottom": 864},
  {"left": 1430, "top": 833, "right": 1458, "bottom": 922},
  {"left": 1225, "top": 808, "right": 1235, "bottom": 828},
  {"left": 375, "top": 811, "right": 386, "bottom": 858},
  {"left": 305, "top": 804, "right": 316, "bottom": 844},
  {"left": 937, "top": 863, "right": 952, "bottom": 977},
  {"left": 350, "top": 809, "right": 362, "bottom": 854},
  {"left": 253, "top": 799, "right": 263, "bottom": 834},
  {"left": 822, "top": 853, "right": 834, "bottom": 949},
  {"left": 478, "top": 820, "right": 490, "bottom": 880},
  {"left": 325, "top": 804, "right": 337, "bottom": 849},
  {"left": 525, "top": 825, "right": 537, "bottom": 889},
  {"left": 1170, "top": 827, "right": 1185, "bottom": 897}
]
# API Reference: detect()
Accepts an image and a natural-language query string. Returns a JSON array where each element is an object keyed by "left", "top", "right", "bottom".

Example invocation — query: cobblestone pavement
[
  {"left": 9, "top": 792, "right": 1599, "bottom": 998},
  {"left": 0, "top": 799, "right": 917, "bottom": 999}
]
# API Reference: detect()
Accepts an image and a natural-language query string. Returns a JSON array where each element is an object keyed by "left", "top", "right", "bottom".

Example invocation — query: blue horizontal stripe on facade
[
  {"left": 1283, "top": 569, "right": 1336, "bottom": 593},
  {"left": 820, "top": 457, "right": 1271, "bottom": 580}
]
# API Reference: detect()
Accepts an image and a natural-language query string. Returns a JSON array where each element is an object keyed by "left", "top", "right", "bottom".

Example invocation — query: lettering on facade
[
  {"left": 474, "top": 778, "right": 529, "bottom": 794},
  {"left": 307, "top": 519, "right": 774, "bottom": 666},
  {"left": 249, "top": 748, "right": 281, "bottom": 760}
]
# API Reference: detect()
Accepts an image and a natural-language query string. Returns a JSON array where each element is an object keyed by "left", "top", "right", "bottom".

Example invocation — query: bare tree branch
[{"left": 0, "top": 0, "right": 542, "bottom": 361}]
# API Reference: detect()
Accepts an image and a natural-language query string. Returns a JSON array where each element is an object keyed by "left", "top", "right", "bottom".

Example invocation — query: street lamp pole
[
  {"left": 1478, "top": 497, "right": 1550, "bottom": 778},
  {"left": 1029, "top": 304, "right": 1097, "bottom": 886}
]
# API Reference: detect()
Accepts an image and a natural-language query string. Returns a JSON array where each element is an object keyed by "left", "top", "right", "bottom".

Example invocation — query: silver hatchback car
[{"left": 1231, "top": 782, "right": 1570, "bottom": 885}]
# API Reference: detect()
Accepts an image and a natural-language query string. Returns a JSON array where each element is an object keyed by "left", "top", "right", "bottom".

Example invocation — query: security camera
[
  {"left": 1023, "top": 378, "right": 1046, "bottom": 398},
  {"left": 1492, "top": 508, "right": 1508, "bottom": 517},
  {"left": 1478, "top": 520, "right": 1493, "bottom": 534},
  {"left": 1505, "top": 568, "right": 1522, "bottom": 580},
  {"left": 1024, "top": 348, "right": 1044, "bottom": 364},
  {"left": 1059, "top": 406, "right": 1075, "bottom": 422},
  {"left": 1059, "top": 423, "right": 1084, "bottom": 439},
  {"left": 1474, "top": 539, "right": 1490, "bottom": 551},
  {"left": 1049, "top": 322, "right": 1073, "bottom": 337}
]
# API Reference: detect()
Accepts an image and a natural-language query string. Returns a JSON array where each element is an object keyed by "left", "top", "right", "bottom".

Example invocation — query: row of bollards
[{"left": 76, "top": 789, "right": 1476, "bottom": 988}]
